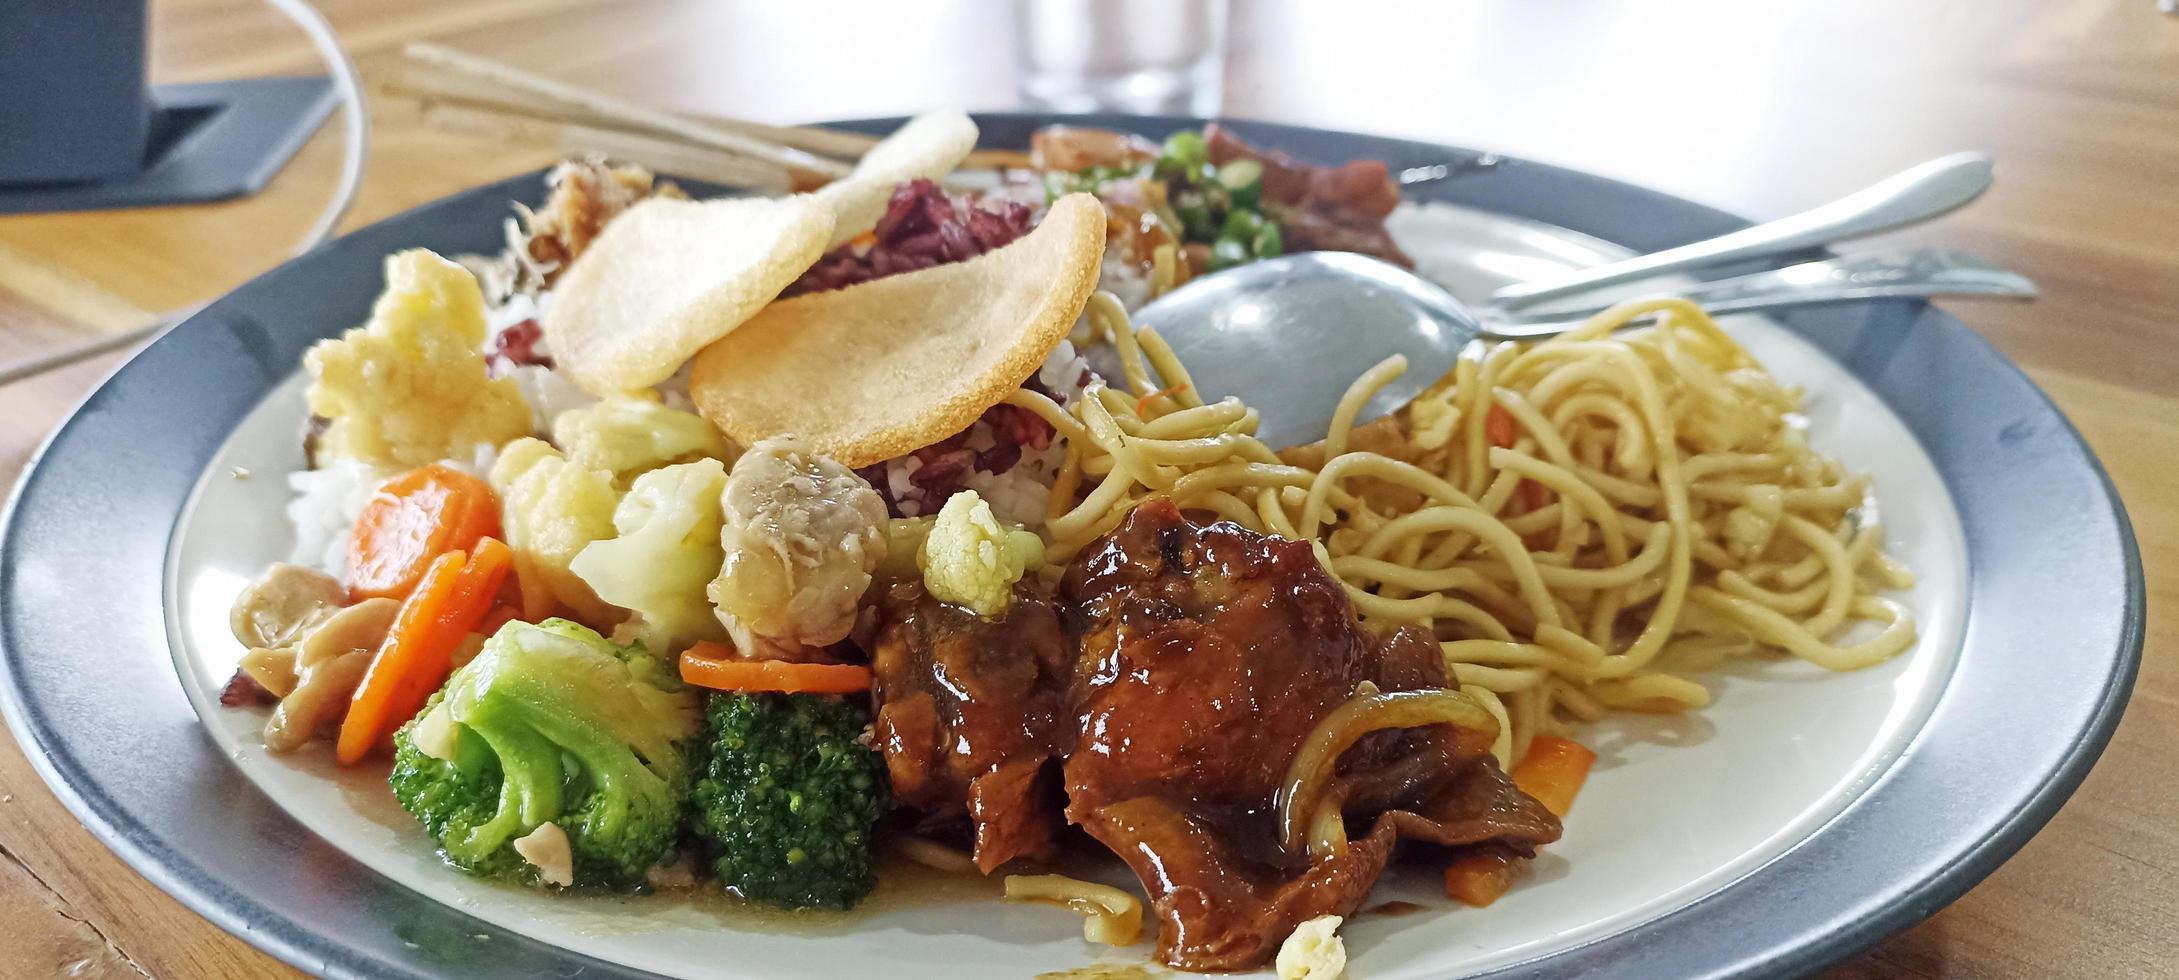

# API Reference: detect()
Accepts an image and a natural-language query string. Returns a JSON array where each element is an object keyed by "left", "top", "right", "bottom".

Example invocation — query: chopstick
[
  {"left": 412, "top": 101, "right": 799, "bottom": 193},
  {"left": 400, "top": 43, "right": 853, "bottom": 184},
  {"left": 389, "top": 45, "right": 1035, "bottom": 178}
]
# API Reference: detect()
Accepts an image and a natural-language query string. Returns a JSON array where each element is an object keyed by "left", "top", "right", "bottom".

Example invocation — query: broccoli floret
[
  {"left": 689, "top": 692, "right": 888, "bottom": 909},
  {"left": 389, "top": 689, "right": 534, "bottom": 880},
  {"left": 387, "top": 618, "right": 699, "bottom": 889}
]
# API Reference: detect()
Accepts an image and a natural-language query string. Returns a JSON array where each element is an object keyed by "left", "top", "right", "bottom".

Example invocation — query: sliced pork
[
  {"left": 1057, "top": 499, "right": 1558, "bottom": 970},
  {"left": 869, "top": 582, "right": 1074, "bottom": 872}
]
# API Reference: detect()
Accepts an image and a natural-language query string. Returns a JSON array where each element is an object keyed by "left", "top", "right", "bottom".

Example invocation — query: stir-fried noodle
[{"left": 1008, "top": 293, "right": 1918, "bottom": 769}]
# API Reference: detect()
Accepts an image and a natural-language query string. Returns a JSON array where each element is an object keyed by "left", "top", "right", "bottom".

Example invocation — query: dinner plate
[{"left": 0, "top": 115, "right": 2143, "bottom": 979}]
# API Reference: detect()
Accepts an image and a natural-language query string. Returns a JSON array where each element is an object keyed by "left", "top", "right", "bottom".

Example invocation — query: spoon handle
[
  {"left": 1483, "top": 249, "right": 2036, "bottom": 337},
  {"left": 1488, "top": 153, "right": 1994, "bottom": 310}
]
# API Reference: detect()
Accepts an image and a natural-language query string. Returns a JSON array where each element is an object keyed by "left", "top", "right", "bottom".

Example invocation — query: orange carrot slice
[
  {"left": 347, "top": 463, "right": 501, "bottom": 603},
  {"left": 1444, "top": 849, "right": 1522, "bottom": 907},
  {"left": 1485, "top": 403, "right": 1518, "bottom": 448},
  {"left": 1516, "top": 477, "right": 1552, "bottom": 514},
  {"left": 679, "top": 643, "right": 873, "bottom": 695},
  {"left": 1511, "top": 736, "right": 1596, "bottom": 818},
  {"left": 336, "top": 538, "right": 513, "bottom": 765}
]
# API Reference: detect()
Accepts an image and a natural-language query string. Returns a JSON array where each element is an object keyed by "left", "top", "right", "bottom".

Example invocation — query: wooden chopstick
[
  {"left": 412, "top": 101, "right": 799, "bottom": 193},
  {"left": 389, "top": 45, "right": 1035, "bottom": 176},
  {"left": 401, "top": 43, "right": 853, "bottom": 182}
]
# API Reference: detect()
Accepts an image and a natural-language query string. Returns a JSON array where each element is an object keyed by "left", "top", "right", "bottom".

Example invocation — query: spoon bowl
[
  {"left": 1108, "top": 249, "right": 2034, "bottom": 450},
  {"left": 1098, "top": 251, "right": 1480, "bottom": 450}
]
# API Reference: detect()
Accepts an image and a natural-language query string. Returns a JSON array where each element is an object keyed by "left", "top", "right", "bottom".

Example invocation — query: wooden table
[{"left": 2, "top": 1, "right": 2171, "bottom": 976}]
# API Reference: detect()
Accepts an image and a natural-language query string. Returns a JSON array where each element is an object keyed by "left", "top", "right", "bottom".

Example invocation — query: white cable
[
  {"left": 0, "top": 0, "right": 370, "bottom": 386},
  {"left": 264, "top": 0, "right": 370, "bottom": 255}
]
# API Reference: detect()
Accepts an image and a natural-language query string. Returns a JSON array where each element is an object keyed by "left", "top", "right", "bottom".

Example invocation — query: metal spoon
[
  {"left": 1490, "top": 152, "right": 1995, "bottom": 310},
  {"left": 1116, "top": 249, "right": 2035, "bottom": 449}
]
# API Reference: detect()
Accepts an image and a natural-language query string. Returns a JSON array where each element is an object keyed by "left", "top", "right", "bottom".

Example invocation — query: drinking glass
[{"left": 1015, "top": 0, "right": 1228, "bottom": 116}]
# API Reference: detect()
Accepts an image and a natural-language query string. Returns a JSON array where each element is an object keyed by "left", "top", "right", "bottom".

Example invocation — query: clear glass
[{"left": 1015, "top": 0, "right": 1228, "bottom": 116}]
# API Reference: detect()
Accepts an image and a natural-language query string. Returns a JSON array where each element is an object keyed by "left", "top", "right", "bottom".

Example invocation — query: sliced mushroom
[
  {"left": 255, "top": 597, "right": 399, "bottom": 753},
  {"left": 230, "top": 563, "right": 345, "bottom": 650},
  {"left": 263, "top": 649, "right": 373, "bottom": 753},
  {"left": 238, "top": 646, "right": 301, "bottom": 699},
  {"left": 295, "top": 597, "right": 399, "bottom": 670}
]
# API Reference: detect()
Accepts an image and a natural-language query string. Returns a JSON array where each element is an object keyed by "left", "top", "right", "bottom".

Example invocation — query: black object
[
  {"left": 0, "top": 79, "right": 338, "bottom": 215},
  {"left": 0, "top": 0, "right": 336, "bottom": 214},
  {"left": 0, "top": 0, "right": 152, "bottom": 183}
]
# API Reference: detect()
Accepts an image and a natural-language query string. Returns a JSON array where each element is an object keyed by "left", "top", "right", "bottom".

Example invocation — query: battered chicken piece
[
  {"left": 869, "top": 582, "right": 1072, "bottom": 872},
  {"left": 711, "top": 439, "right": 889, "bottom": 658},
  {"left": 1058, "top": 499, "right": 1559, "bottom": 971}
]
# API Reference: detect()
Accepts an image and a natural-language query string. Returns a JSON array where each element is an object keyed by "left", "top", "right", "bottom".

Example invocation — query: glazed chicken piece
[
  {"left": 869, "top": 582, "right": 1074, "bottom": 872},
  {"left": 1203, "top": 123, "right": 1413, "bottom": 268},
  {"left": 1058, "top": 499, "right": 1559, "bottom": 971}
]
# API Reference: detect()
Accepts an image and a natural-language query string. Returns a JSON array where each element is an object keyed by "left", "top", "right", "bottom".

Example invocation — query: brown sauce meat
[
  {"left": 866, "top": 499, "right": 1558, "bottom": 970},
  {"left": 870, "top": 582, "right": 1074, "bottom": 872},
  {"left": 1057, "top": 499, "right": 1558, "bottom": 969}
]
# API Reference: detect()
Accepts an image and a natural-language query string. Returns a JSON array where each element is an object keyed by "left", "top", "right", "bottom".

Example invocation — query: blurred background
[
  {"left": 0, "top": 1, "right": 2173, "bottom": 978},
  {"left": 4, "top": 0, "right": 2168, "bottom": 393}
]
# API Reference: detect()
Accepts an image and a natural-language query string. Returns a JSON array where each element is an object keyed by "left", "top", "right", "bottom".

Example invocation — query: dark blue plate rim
[{"left": 0, "top": 113, "right": 2144, "bottom": 979}]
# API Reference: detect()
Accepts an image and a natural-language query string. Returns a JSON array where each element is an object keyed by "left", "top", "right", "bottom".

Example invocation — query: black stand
[{"left": 0, "top": 76, "right": 336, "bottom": 215}]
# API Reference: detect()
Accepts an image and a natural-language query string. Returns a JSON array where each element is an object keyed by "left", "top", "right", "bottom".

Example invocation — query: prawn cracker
[
  {"left": 691, "top": 193, "right": 1106, "bottom": 468},
  {"left": 813, "top": 110, "right": 979, "bottom": 249},
  {"left": 545, "top": 194, "right": 834, "bottom": 395}
]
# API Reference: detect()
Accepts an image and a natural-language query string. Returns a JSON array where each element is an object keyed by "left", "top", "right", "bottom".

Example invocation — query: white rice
[
  {"left": 484, "top": 290, "right": 548, "bottom": 348},
  {"left": 285, "top": 457, "right": 383, "bottom": 583},
  {"left": 874, "top": 340, "right": 1092, "bottom": 528}
]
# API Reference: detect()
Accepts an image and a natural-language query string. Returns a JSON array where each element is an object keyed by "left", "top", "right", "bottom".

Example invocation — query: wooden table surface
[{"left": 1, "top": 1, "right": 2171, "bottom": 976}]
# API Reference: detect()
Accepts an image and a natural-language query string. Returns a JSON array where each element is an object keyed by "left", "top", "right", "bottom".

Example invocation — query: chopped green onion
[
  {"left": 1216, "top": 158, "right": 1264, "bottom": 210},
  {"left": 1251, "top": 221, "right": 1284, "bottom": 259},
  {"left": 1175, "top": 200, "right": 1219, "bottom": 242},
  {"left": 1158, "top": 130, "right": 1210, "bottom": 179},
  {"left": 1222, "top": 208, "right": 1265, "bottom": 241}
]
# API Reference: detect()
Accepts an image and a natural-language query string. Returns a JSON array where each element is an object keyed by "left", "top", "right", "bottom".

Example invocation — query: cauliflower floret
[
  {"left": 306, "top": 250, "right": 532, "bottom": 469},
  {"left": 919, "top": 490, "right": 1042, "bottom": 618},
  {"left": 1276, "top": 915, "right": 1347, "bottom": 980},
  {"left": 551, "top": 396, "right": 737, "bottom": 487},
  {"left": 710, "top": 439, "right": 887, "bottom": 658},
  {"left": 491, "top": 437, "right": 623, "bottom": 625},
  {"left": 570, "top": 458, "right": 730, "bottom": 653}
]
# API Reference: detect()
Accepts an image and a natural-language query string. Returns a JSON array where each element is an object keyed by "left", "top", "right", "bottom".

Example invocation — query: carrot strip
[
  {"left": 336, "top": 538, "right": 513, "bottom": 764},
  {"left": 1135, "top": 384, "right": 1188, "bottom": 415},
  {"left": 680, "top": 643, "right": 873, "bottom": 695},
  {"left": 1516, "top": 477, "right": 1552, "bottom": 513},
  {"left": 1444, "top": 849, "right": 1522, "bottom": 907},
  {"left": 1511, "top": 736, "right": 1596, "bottom": 818},
  {"left": 1485, "top": 403, "right": 1518, "bottom": 448},
  {"left": 347, "top": 463, "right": 501, "bottom": 602}
]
